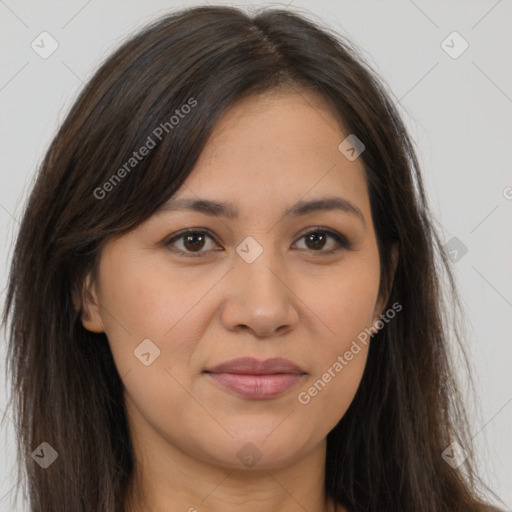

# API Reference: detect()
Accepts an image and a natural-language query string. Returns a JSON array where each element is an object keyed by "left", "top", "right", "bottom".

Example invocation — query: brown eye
[
  {"left": 304, "top": 231, "right": 328, "bottom": 250},
  {"left": 165, "top": 230, "right": 218, "bottom": 257},
  {"left": 164, "top": 227, "right": 351, "bottom": 258},
  {"left": 294, "top": 228, "right": 352, "bottom": 254},
  {"left": 182, "top": 232, "right": 207, "bottom": 251}
]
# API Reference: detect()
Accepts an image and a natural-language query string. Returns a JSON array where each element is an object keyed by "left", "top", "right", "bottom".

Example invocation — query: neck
[{"left": 123, "top": 437, "right": 343, "bottom": 512}]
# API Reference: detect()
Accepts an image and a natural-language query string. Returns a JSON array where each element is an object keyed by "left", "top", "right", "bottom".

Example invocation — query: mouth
[{"left": 203, "top": 357, "right": 307, "bottom": 399}]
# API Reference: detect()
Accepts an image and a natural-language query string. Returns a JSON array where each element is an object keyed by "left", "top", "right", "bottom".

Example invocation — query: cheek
[
  {"left": 295, "top": 256, "right": 381, "bottom": 345},
  {"left": 298, "top": 342, "right": 369, "bottom": 435},
  {"left": 97, "top": 258, "right": 206, "bottom": 431},
  {"left": 293, "top": 257, "right": 378, "bottom": 413},
  {"left": 97, "top": 254, "right": 223, "bottom": 403},
  {"left": 295, "top": 275, "right": 376, "bottom": 431},
  {"left": 99, "top": 254, "right": 209, "bottom": 344}
]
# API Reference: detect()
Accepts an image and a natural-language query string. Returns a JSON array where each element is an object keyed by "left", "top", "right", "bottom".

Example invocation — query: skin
[{"left": 80, "top": 87, "right": 398, "bottom": 512}]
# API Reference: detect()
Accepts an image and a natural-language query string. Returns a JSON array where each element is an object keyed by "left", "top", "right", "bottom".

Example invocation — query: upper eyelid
[{"left": 165, "top": 228, "right": 217, "bottom": 245}]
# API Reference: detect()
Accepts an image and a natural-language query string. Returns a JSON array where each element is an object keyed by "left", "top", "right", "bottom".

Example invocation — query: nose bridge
[
  {"left": 225, "top": 234, "right": 297, "bottom": 334},
  {"left": 235, "top": 234, "right": 285, "bottom": 299}
]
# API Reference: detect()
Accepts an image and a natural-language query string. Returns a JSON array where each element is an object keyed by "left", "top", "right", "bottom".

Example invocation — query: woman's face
[{"left": 81, "top": 88, "right": 392, "bottom": 471}]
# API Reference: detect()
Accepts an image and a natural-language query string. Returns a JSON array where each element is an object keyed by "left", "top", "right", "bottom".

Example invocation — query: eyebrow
[{"left": 158, "top": 195, "right": 366, "bottom": 227}]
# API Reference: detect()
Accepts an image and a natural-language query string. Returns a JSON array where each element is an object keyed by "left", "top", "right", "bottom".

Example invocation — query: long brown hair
[{"left": 2, "top": 5, "right": 497, "bottom": 511}]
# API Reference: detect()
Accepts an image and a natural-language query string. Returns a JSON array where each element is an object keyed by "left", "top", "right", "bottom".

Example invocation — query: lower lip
[{"left": 205, "top": 372, "right": 305, "bottom": 399}]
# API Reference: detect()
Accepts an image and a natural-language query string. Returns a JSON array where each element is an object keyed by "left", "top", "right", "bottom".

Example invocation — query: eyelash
[{"left": 163, "top": 227, "right": 352, "bottom": 258}]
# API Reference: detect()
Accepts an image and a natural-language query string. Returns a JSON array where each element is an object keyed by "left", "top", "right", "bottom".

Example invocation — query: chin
[{"left": 196, "top": 433, "right": 312, "bottom": 471}]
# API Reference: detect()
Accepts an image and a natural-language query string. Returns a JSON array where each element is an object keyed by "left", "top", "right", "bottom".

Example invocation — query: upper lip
[{"left": 204, "top": 357, "right": 306, "bottom": 375}]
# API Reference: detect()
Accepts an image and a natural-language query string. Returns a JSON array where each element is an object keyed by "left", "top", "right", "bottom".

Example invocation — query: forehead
[
  {"left": 200, "top": 87, "right": 349, "bottom": 161},
  {"left": 173, "top": 88, "right": 370, "bottom": 219}
]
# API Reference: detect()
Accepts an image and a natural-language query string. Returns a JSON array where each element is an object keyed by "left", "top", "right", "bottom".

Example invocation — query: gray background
[{"left": 1, "top": 0, "right": 511, "bottom": 510}]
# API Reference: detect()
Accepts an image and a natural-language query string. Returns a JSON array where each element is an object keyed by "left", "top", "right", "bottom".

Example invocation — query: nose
[{"left": 219, "top": 246, "right": 299, "bottom": 339}]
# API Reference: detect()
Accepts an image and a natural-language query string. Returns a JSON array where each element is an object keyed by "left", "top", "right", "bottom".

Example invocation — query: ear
[
  {"left": 372, "top": 243, "right": 399, "bottom": 323},
  {"left": 72, "top": 273, "right": 105, "bottom": 333}
]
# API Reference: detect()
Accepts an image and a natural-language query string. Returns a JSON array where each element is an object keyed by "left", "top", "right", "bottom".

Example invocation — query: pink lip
[{"left": 203, "top": 357, "right": 306, "bottom": 399}]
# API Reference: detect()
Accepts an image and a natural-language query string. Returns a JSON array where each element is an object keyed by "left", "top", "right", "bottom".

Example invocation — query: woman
[{"left": 1, "top": 5, "right": 503, "bottom": 512}]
